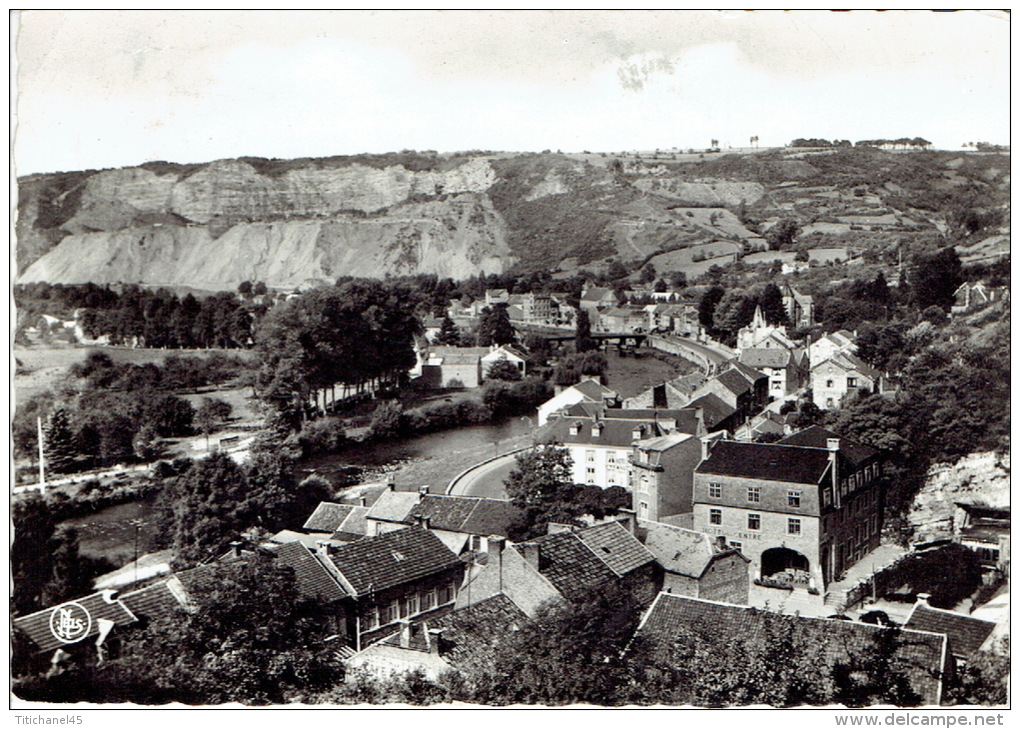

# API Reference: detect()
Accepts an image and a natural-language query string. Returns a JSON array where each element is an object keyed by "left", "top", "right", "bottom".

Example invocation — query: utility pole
[{"left": 36, "top": 416, "right": 46, "bottom": 488}]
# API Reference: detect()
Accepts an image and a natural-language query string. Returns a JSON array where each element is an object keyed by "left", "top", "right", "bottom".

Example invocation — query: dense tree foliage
[
  {"left": 909, "top": 247, "right": 963, "bottom": 311},
  {"left": 476, "top": 304, "right": 516, "bottom": 346},
  {"left": 574, "top": 309, "right": 596, "bottom": 353},
  {"left": 255, "top": 280, "right": 421, "bottom": 422}
]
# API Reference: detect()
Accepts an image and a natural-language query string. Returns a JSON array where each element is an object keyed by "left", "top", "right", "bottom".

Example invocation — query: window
[
  {"left": 709, "top": 482, "right": 722, "bottom": 499},
  {"left": 826, "top": 398, "right": 834, "bottom": 408},
  {"left": 788, "top": 490, "right": 801, "bottom": 508},
  {"left": 380, "top": 599, "right": 399, "bottom": 625},
  {"left": 730, "top": 541, "right": 742, "bottom": 552},
  {"left": 421, "top": 587, "right": 437, "bottom": 611},
  {"left": 368, "top": 605, "right": 380, "bottom": 630},
  {"left": 747, "top": 513, "right": 761, "bottom": 530},
  {"left": 822, "top": 487, "right": 831, "bottom": 507},
  {"left": 586, "top": 449, "right": 596, "bottom": 462},
  {"left": 399, "top": 596, "right": 411, "bottom": 618},
  {"left": 747, "top": 486, "right": 761, "bottom": 503},
  {"left": 709, "top": 508, "right": 722, "bottom": 525},
  {"left": 826, "top": 379, "right": 834, "bottom": 388},
  {"left": 406, "top": 592, "right": 420, "bottom": 616},
  {"left": 438, "top": 582, "right": 455, "bottom": 605},
  {"left": 788, "top": 518, "right": 802, "bottom": 535},
  {"left": 847, "top": 377, "right": 857, "bottom": 388}
]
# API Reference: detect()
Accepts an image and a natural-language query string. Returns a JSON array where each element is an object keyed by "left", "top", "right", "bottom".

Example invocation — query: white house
[
  {"left": 811, "top": 351, "right": 881, "bottom": 410},
  {"left": 808, "top": 330, "right": 857, "bottom": 368},
  {"left": 536, "top": 378, "right": 619, "bottom": 426}
]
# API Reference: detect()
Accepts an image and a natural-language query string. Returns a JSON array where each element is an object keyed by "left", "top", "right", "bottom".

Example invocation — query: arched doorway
[{"left": 761, "top": 547, "right": 811, "bottom": 586}]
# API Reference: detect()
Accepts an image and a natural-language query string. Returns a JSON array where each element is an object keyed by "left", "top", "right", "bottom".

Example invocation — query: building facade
[{"left": 692, "top": 429, "right": 883, "bottom": 593}]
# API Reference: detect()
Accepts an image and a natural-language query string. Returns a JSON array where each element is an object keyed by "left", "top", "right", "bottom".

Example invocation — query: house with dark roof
[
  {"left": 811, "top": 351, "right": 882, "bottom": 410},
  {"left": 636, "top": 593, "right": 949, "bottom": 705},
  {"left": 903, "top": 595, "right": 997, "bottom": 663},
  {"left": 738, "top": 347, "right": 808, "bottom": 396},
  {"left": 952, "top": 503, "right": 1010, "bottom": 572},
  {"left": 686, "top": 392, "right": 739, "bottom": 432},
  {"left": 809, "top": 330, "right": 857, "bottom": 368},
  {"left": 457, "top": 521, "right": 661, "bottom": 617},
  {"left": 637, "top": 520, "right": 751, "bottom": 604},
  {"left": 13, "top": 591, "right": 140, "bottom": 657},
  {"left": 345, "top": 593, "right": 529, "bottom": 680},
  {"left": 690, "top": 361, "right": 768, "bottom": 428},
  {"left": 623, "top": 372, "right": 708, "bottom": 410},
  {"left": 401, "top": 493, "right": 522, "bottom": 553},
  {"left": 693, "top": 428, "right": 884, "bottom": 599},
  {"left": 323, "top": 526, "right": 466, "bottom": 651},
  {"left": 536, "top": 377, "right": 620, "bottom": 426}
]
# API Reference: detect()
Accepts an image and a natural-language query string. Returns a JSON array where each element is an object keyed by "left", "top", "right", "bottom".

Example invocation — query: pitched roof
[
  {"left": 571, "top": 378, "right": 618, "bottom": 400},
  {"left": 303, "top": 502, "right": 356, "bottom": 533},
  {"left": 726, "top": 360, "right": 767, "bottom": 384},
  {"left": 328, "top": 526, "right": 463, "bottom": 596},
  {"left": 516, "top": 522, "right": 654, "bottom": 600},
  {"left": 332, "top": 505, "right": 370, "bottom": 541},
  {"left": 635, "top": 432, "right": 695, "bottom": 452},
  {"left": 637, "top": 593, "right": 946, "bottom": 706},
  {"left": 581, "top": 287, "right": 615, "bottom": 302},
  {"left": 739, "top": 348, "right": 793, "bottom": 369},
  {"left": 697, "top": 440, "right": 835, "bottom": 484},
  {"left": 13, "top": 592, "right": 138, "bottom": 654},
  {"left": 573, "top": 521, "right": 656, "bottom": 576},
  {"left": 539, "top": 417, "right": 668, "bottom": 448},
  {"left": 687, "top": 393, "right": 737, "bottom": 430},
  {"left": 429, "top": 594, "right": 528, "bottom": 672},
  {"left": 119, "top": 580, "right": 187, "bottom": 623},
  {"left": 814, "top": 350, "right": 881, "bottom": 380},
  {"left": 405, "top": 495, "right": 520, "bottom": 538},
  {"left": 598, "top": 408, "right": 703, "bottom": 435},
  {"left": 366, "top": 489, "right": 421, "bottom": 524},
  {"left": 272, "top": 541, "right": 349, "bottom": 602},
  {"left": 715, "top": 368, "right": 755, "bottom": 396},
  {"left": 904, "top": 603, "right": 997, "bottom": 660},
  {"left": 638, "top": 521, "right": 737, "bottom": 578},
  {"left": 778, "top": 426, "right": 879, "bottom": 467}
]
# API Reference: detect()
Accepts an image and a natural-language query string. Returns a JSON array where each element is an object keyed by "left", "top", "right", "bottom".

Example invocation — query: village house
[
  {"left": 484, "top": 288, "right": 510, "bottom": 306},
  {"left": 780, "top": 283, "right": 815, "bottom": 327},
  {"left": 399, "top": 491, "right": 521, "bottom": 555},
  {"left": 598, "top": 306, "right": 646, "bottom": 333},
  {"left": 458, "top": 520, "right": 661, "bottom": 617},
  {"left": 637, "top": 521, "right": 751, "bottom": 604},
  {"left": 635, "top": 593, "right": 950, "bottom": 705},
  {"left": 321, "top": 526, "right": 466, "bottom": 652},
  {"left": 736, "top": 305, "right": 798, "bottom": 353},
  {"left": 951, "top": 280, "right": 1008, "bottom": 316},
  {"left": 506, "top": 292, "right": 554, "bottom": 325},
  {"left": 903, "top": 594, "right": 998, "bottom": 665},
  {"left": 738, "top": 347, "right": 808, "bottom": 396},
  {"left": 419, "top": 344, "right": 529, "bottom": 389},
  {"left": 421, "top": 314, "right": 444, "bottom": 343},
  {"left": 952, "top": 503, "right": 1010, "bottom": 573},
  {"left": 536, "top": 377, "right": 619, "bottom": 426},
  {"left": 811, "top": 350, "right": 882, "bottom": 410},
  {"left": 629, "top": 432, "right": 705, "bottom": 522},
  {"left": 688, "top": 360, "right": 769, "bottom": 428},
  {"left": 692, "top": 426, "right": 884, "bottom": 595},
  {"left": 624, "top": 372, "right": 708, "bottom": 410},
  {"left": 344, "top": 593, "right": 528, "bottom": 681},
  {"left": 808, "top": 329, "right": 857, "bottom": 368}
]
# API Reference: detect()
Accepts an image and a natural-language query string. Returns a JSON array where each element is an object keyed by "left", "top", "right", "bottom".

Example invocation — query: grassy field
[
  {"left": 13, "top": 345, "right": 257, "bottom": 404},
  {"left": 601, "top": 349, "right": 697, "bottom": 400}
]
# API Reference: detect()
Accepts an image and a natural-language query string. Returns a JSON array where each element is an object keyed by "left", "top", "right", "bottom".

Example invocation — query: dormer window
[
  {"left": 591, "top": 424, "right": 603, "bottom": 437},
  {"left": 569, "top": 423, "right": 581, "bottom": 435}
]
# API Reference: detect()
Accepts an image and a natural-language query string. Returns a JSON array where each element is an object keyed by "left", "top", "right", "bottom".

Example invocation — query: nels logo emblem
[{"left": 49, "top": 601, "right": 93, "bottom": 644}]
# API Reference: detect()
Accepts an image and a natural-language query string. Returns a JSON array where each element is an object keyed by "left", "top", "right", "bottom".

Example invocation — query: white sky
[{"left": 12, "top": 9, "right": 1011, "bottom": 175}]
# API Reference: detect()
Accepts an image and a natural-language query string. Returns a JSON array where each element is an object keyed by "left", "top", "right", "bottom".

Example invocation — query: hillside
[{"left": 16, "top": 147, "right": 1009, "bottom": 289}]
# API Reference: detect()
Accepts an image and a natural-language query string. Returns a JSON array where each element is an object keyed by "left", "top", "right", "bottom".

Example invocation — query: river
[{"left": 65, "top": 417, "right": 533, "bottom": 564}]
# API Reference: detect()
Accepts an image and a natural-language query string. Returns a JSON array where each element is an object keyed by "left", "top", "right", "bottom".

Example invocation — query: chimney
[
  {"left": 417, "top": 515, "right": 431, "bottom": 531},
  {"left": 916, "top": 593, "right": 931, "bottom": 607},
  {"left": 387, "top": 482, "right": 396, "bottom": 492},
  {"left": 617, "top": 508, "right": 637, "bottom": 536},
  {"left": 632, "top": 424, "right": 645, "bottom": 441},
  {"left": 715, "top": 535, "right": 728, "bottom": 551},
  {"left": 316, "top": 540, "right": 337, "bottom": 556},
  {"left": 827, "top": 438, "right": 840, "bottom": 452},
  {"left": 398, "top": 619, "right": 413, "bottom": 649},
  {"left": 418, "top": 485, "right": 430, "bottom": 499},
  {"left": 359, "top": 496, "right": 367, "bottom": 507},
  {"left": 229, "top": 540, "right": 243, "bottom": 558},
  {"left": 101, "top": 589, "right": 120, "bottom": 604},
  {"left": 427, "top": 627, "right": 444, "bottom": 655},
  {"left": 487, "top": 536, "right": 506, "bottom": 593},
  {"left": 520, "top": 542, "right": 540, "bottom": 571}
]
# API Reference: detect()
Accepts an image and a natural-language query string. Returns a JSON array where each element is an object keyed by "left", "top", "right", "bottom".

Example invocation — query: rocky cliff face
[
  {"left": 907, "top": 451, "right": 1011, "bottom": 541},
  {"left": 17, "top": 155, "right": 507, "bottom": 288},
  {"left": 17, "top": 148, "right": 1008, "bottom": 290}
]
